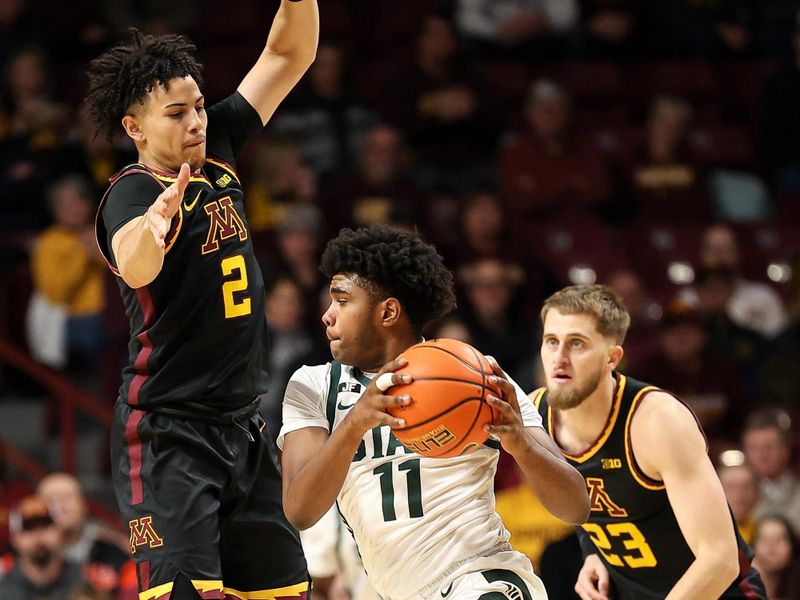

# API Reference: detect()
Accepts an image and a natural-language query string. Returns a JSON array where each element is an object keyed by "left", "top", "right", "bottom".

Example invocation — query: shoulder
[
  {"left": 630, "top": 390, "right": 707, "bottom": 472},
  {"left": 285, "top": 363, "right": 334, "bottom": 400},
  {"left": 106, "top": 168, "right": 164, "bottom": 200}
]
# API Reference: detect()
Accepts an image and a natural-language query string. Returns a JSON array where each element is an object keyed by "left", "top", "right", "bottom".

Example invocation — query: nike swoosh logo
[
  {"left": 183, "top": 190, "right": 202, "bottom": 211},
  {"left": 440, "top": 582, "right": 453, "bottom": 597},
  {"left": 337, "top": 400, "right": 357, "bottom": 411}
]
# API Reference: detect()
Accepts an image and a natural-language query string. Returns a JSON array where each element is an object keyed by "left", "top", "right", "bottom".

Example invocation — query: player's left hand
[{"left": 483, "top": 357, "right": 530, "bottom": 456}]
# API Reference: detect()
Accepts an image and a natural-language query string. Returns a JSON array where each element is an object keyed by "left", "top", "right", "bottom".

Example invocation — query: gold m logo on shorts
[{"left": 129, "top": 516, "right": 164, "bottom": 554}]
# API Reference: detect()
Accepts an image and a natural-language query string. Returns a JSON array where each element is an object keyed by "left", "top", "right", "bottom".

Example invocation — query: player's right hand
[
  {"left": 345, "top": 358, "right": 413, "bottom": 433},
  {"left": 575, "top": 554, "right": 610, "bottom": 600},
  {"left": 145, "top": 163, "right": 190, "bottom": 249}
]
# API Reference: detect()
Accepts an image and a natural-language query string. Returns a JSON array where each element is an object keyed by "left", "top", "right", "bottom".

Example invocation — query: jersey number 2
[
  {"left": 373, "top": 459, "right": 423, "bottom": 521},
  {"left": 221, "top": 255, "right": 251, "bottom": 318}
]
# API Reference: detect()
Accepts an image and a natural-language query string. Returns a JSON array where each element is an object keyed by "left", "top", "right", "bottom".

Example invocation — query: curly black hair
[
  {"left": 85, "top": 28, "right": 203, "bottom": 140},
  {"left": 321, "top": 225, "right": 457, "bottom": 335}
]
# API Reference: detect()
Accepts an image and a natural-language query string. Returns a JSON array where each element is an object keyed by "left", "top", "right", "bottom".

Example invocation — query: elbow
[
  {"left": 284, "top": 504, "right": 319, "bottom": 532},
  {"left": 716, "top": 552, "right": 741, "bottom": 587},
  {"left": 564, "top": 493, "right": 591, "bottom": 525},
  {"left": 118, "top": 263, "right": 155, "bottom": 289}
]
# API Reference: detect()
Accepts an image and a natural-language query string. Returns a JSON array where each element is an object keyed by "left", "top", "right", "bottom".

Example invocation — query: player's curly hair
[
  {"left": 321, "top": 225, "right": 457, "bottom": 335},
  {"left": 85, "top": 28, "right": 203, "bottom": 140}
]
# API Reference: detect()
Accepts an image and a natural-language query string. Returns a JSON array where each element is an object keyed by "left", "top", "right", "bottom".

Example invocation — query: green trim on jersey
[{"left": 326, "top": 361, "right": 342, "bottom": 429}]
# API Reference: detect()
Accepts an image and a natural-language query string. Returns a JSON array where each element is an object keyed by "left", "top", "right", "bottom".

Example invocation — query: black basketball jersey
[
  {"left": 534, "top": 373, "right": 765, "bottom": 600},
  {"left": 95, "top": 93, "right": 268, "bottom": 410}
]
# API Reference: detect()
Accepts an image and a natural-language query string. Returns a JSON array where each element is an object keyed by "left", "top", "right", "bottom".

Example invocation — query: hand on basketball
[
  {"left": 146, "top": 163, "right": 190, "bottom": 249},
  {"left": 483, "top": 357, "right": 529, "bottom": 456},
  {"left": 345, "top": 358, "right": 413, "bottom": 434},
  {"left": 574, "top": 554, "right": 610, "bottom": 600}
]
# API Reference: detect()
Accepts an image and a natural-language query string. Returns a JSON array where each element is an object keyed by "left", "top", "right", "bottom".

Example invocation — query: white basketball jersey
[{"left": 279, "top": 361, "right": 544, "bottom": 600}]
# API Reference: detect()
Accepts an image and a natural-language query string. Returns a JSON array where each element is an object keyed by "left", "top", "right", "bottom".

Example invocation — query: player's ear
[
  {"left": 608, "top": 345, "right": 624, "bottom": 371},
  {"left": 122, "top": 115, "right": 144, "bottom": 142},
  {"left": 380, "top": 297, "right": 402, "bottom": 327}
]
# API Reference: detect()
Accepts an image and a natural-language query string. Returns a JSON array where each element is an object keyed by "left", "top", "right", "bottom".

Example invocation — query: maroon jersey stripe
[{"left": 125, "top": 410, "right": 145, "bottom": 505}]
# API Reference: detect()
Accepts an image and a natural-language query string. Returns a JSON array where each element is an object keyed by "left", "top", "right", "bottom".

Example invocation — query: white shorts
[{"left": 434, "top": 551, "right": 548, "bottom": 600}]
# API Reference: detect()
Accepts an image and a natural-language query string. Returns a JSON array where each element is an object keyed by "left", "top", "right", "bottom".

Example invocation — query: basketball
[{"left": 385, "top": 338, "right": 502, "bottom": 458}]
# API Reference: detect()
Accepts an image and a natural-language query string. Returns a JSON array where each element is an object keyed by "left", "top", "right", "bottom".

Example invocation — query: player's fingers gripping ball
[{"left": 383, "top": 338, "right": 502, "bottom": 458}]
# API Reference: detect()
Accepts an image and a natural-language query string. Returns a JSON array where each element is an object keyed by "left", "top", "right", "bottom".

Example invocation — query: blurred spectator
[
  {"left": 683, "top": 224, "right": 787, "bottom": 338},
  {"left": 624, "top": 95, "right": 709, "bottom": 222},
  {"left": 102, "top": 0, "right": 195, "bottom": 35},
  {"left": 66, "top": 586, "right": 111, "bottom": 600},
  {"left": 322, "top": 124, "right": 423, "bottom": 235},
  {"left": 458, "top": 258, "right": 538, "bottom": 390},
  {"left": 760, "top": 252, "right": 800, "bottom": 407},
  {"left": 0, "top": 0, "right": 38, "bottom": 70},
  {"left": 36, "top": 474, "right": 128, "bottom": 567},
  {"left": 270, "top": 40, "right": 378, "bottom": 183},
  {"left": 56, "top": 107, "right": 135, "bottom": 196},
  {"left": 605, "top": 268, "right": 660, "bottom": 376},
  {"left": 0, "top": 495, "right": 83, "bottom": 599},
  {"left": 0, "top": 444, "right": 34, "bottom": 556},
  {"left": 429, "top": 316, "right": 473, "bottom": 344},
  {"left": 742, "top": 408, "right": 800, "bottom": 533},
  {"left": 374, "top": 14, "right": 495, "bottom": 191},
  {"left": 494, "top": 462, "right": 573, "bottom": 571},
  {"left": 80, "top": 540, "right": 136, "bottom": 600},
  {"left": 693, "top": 265, "right": 766, "bottom": 396},
  {"left": 751, "top": 515, "right": 800, "bottom": 600},
  {"left": 500, "top": 79, "right": 612, "bottom": 228},
  {"left": 261, "top": 276, "right": 327, "bottom": 436},
  {"left": 454, "top": 0, "right": 579, "bottom": 58},
  {"left": 3, "top": 46, "right": 68, "bottom": 158},
  {"left": 577, "top": 0, "right": 641, "bottom": 57},
  {"left": 27, "top": 175, "right": 107, "bottom": 371},
  {"left": 636, "top": 300, "right": 749, "bottom": 452},
  {"left": 718, "top": 462, "right": 761, "bottom": 544},
  {"left": 245, "top": 137, "right": 318, "bottom": 234},
  {"left": 260, "top": 205, "right": 328, "bottom": 327}
]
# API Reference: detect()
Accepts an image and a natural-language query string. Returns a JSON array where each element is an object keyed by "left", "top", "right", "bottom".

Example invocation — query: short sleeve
[
  {"left": 515, "top": 378, "right": 543, "bottom": 429},
  {"left": 277, "top": 364, "right": 331, "bottom": 450},
  {"left": 205, "top": 92, "right": 264, "bottom": 164},
  {"left": 100, "top": 174, "right": 164, "bottom": 265}
]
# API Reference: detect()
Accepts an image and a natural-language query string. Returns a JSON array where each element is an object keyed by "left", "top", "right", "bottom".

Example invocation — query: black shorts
[{"left": 111, "top": 399, "right": 308, "bottom": 599}]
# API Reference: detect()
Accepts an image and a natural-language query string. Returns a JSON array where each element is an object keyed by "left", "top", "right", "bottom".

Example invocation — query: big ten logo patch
[
  {"left": 201, "top": 196, "right": 247, "bottom": 254},
  {"left": 586, "top": 477, "right": 628, "bottom": 517},
  {"left": 129, "top": 516, "right": 164, "bottom": 554}
]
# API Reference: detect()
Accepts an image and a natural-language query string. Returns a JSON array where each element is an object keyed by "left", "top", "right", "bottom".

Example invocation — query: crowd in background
[{"left": 1, "top": 0, "right": 800, "bottom": 598}]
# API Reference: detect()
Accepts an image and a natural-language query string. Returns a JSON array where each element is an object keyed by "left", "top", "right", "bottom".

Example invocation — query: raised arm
[
  {"left": 486, "top": 362, "right": 590, "bottom": 525},
  {"left": 111, "top": 164, "right": 189, "bottom": 289},
  {"left": 238, "top": 0, "right": 319, "bottom": 125},
  {"left": 632, "top": 392, "right": 740, "bottom": 600}
]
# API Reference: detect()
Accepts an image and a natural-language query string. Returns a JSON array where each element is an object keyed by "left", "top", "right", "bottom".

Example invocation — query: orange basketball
[{"left": 386, "top": 338, "right": 502, "bottom": 458}]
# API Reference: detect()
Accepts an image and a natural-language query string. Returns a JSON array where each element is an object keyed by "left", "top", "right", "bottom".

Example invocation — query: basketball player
[
  {"left": 280, "top": 225, "right": 590, "bottom": 600},
  {"left": 532, "top": 285, "right": 765, "bottom": 600},
  {"left": 85, "top": 3, "right": 318, "bottom": 598}
]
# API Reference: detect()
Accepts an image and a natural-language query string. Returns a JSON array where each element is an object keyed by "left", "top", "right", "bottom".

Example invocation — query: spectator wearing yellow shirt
[{"left": 29, "top": 175, "right": 106, "bottom": 370}]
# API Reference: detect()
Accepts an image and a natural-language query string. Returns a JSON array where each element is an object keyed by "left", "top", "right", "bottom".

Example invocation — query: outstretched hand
[
  {"left": 483, "top": 357, "right": 529, "bottom": 456},
  {"left": 344, "top": 358, "right": 413, "bottom": 434},
  {"left": 146, "top": 163, "right": 190, "bottom": 249}
]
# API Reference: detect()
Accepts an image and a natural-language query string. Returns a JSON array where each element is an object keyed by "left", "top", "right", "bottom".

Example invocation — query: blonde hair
[{"left": 540, "top": 285, "right": 630, "bottom": 345}]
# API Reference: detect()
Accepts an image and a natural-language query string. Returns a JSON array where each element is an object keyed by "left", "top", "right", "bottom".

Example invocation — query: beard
[{"left": 548, "top": 361, "right": 605, "bottom": 410}]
